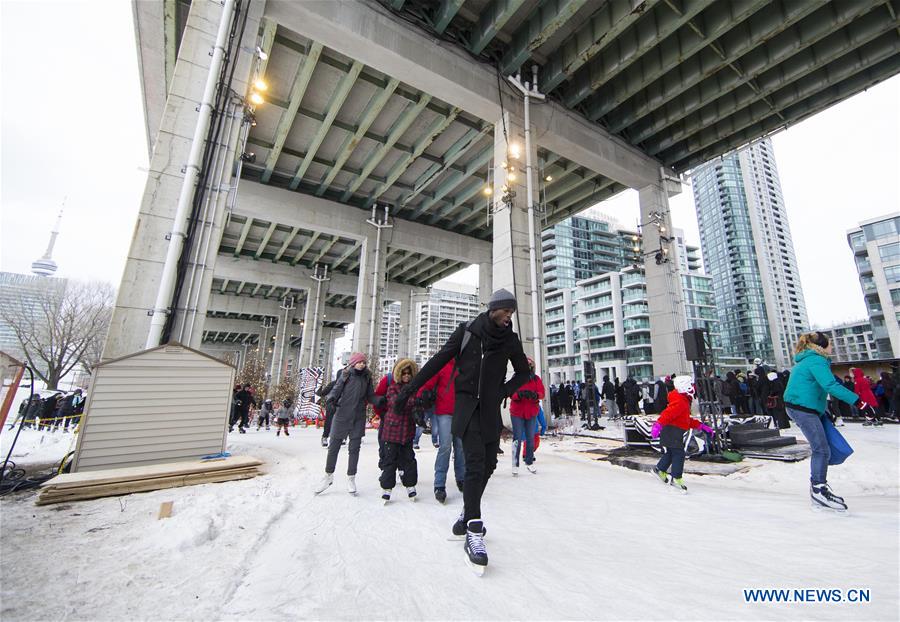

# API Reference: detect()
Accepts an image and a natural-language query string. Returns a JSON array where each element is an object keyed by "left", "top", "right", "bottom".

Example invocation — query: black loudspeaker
[
  {"left": 683, "top": 329, "right": 707, "bottom": 361},
  {"left": 583, "top": 360, "right": 596, "bottom": 381}
]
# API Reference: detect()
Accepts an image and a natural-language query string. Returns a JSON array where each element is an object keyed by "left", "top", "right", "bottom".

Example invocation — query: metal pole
[
  {"left": 147, "top": 0, "right": 237, "bottom": 348},
  {"left": 309, "top": 265, "right": 329, "bottom": 367},
  {"left": 366, "top": 205, "right": 392, "bottom": 366}
]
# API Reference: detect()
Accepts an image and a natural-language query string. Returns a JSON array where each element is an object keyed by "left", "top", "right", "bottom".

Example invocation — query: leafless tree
[{"left": 0, "top": 279, "right": 114, "bottom": 389}]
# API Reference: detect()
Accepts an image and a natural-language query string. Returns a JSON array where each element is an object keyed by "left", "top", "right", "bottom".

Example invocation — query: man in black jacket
[{"left": 397, "top": 288, "right": 530, "bottom": 570}]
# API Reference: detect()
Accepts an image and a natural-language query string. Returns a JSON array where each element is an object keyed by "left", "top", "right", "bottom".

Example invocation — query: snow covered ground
[{"left": 1, "top": 421, "right": 897, "bottom": 621}]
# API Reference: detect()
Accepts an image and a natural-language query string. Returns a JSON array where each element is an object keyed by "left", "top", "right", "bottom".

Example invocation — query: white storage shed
[{"left": 71, "top": 343, "right": 235, "bottom": 472}]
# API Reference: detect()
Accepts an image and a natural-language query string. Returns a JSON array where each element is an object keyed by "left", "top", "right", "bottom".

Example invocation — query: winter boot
[
  {"left": 347, "top": 476, "right": 357, "bottom": 494},
  {"left": 434, "top": 487, "right": 447, "bottom": 503},
  {"left": 652, "top": 467, "right": 669, "bottom": 484},
  {"left": 406, "top": 486, "right": 417, "bottom": 499},
  {"left": 381, "top": 488, "right": 392, "bottom": 502},
  {"left": 314, "top": 473, "right": 334, "bottom": 495},
  {"left": 321, "top": 436, "right": 329, "bottom": 447},
  {"left": 811, "top": 483, "right": 847, "bottom": 511},
  {"left": 464, "top": 520, "right": 488, "bottom": 569},
  {"left": 671, "top": 477, "right": 688, "bottom": 493},
  {"left": 285, "top": 429, "right": 290, "bottom": 436}
]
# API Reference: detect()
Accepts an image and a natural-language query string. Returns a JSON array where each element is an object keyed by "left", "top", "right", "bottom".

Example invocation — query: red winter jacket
[
  {"left": 419, "top": 361, "right": 457, "bottom": 416},
  {"left": 510, "top": 376, "right": 545, "bottom": 419},
  {"left": 656, "top": 390, "right": 702, "bottom": 431},
  {"left": 851, "top": 368, "right": 878, "bottom": 408}
]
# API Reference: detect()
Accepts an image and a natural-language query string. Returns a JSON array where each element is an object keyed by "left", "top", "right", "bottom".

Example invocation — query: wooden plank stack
[{"left": 37, "top": 456, "right": 263, "bottom": 505}]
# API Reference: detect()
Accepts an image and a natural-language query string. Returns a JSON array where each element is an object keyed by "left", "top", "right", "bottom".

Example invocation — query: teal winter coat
[{"left": 783, "top": 347, "right": 858, "bottom": 414}]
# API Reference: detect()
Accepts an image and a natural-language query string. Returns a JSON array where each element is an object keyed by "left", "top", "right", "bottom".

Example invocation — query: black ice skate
[
  {"left": 811, "top": 483, "right": 848, "bottom": 512},
  {"left": 464, "top": 520, "right": 488, "bottom": 576},
  {"left": 451, "top": 511, "right": 487, "bottom": 539},
  {"left": 434, "top": 488, "right": 447, "bottom": 503}
]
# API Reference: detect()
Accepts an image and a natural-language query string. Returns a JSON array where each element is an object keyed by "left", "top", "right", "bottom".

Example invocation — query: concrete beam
[
  {"left": 263, "top": 0, "right": 665, "bottom": 189},
  {"left": 213, "top": 255, "right": 425, "bottom": 301},
  {"left": 234, "top": 181, "right": 491, "bottom": 265}
]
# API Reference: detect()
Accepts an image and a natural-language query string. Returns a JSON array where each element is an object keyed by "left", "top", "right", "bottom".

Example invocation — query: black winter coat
[{"left": 408, "top": 313, "right": 530, "bottom": 443}]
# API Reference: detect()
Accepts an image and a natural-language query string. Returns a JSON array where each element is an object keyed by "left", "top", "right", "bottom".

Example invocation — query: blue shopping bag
[{"left": 821, "top": 416, "right": 853, "bottom": 465}]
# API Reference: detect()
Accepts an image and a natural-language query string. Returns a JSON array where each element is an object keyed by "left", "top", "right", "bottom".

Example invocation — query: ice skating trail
[{"left": 0, "top": 423, "right": 897, "bottom": 621}]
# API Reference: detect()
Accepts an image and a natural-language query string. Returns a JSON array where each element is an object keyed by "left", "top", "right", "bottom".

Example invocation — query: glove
[
  {"left": 413, "top": 409, "right": 427, "bottom": 428},
  {"left": 650, "top": 422, "right": 662, "bottom": 438},
  {"left": 699, "top": 423, "right": 715, "bottom": 436},
  {"left": 394, "top": 385, "right": 415, "bottom": 413}
]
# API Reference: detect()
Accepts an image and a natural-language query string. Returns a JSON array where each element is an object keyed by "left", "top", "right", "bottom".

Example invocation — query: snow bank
[{"left": 1, "top": 422, "right": 897, "bottom": 621}]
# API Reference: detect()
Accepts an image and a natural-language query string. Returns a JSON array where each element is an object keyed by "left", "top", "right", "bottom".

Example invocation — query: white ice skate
[
  {"left": 512, "top": 465, "right": 519, "bottom": 476},
  {"left": 526, "top": 464, "right": 537, "bottom": 474},
  {"left": 347, "top": 476, "right": 357, "bottom": 495},
  {"left": 406, "top": 486, "right": 417, "bottom": 501},
  {"left": 381, "top": 488, "right": 392, "bottom": 505},
  {"left": 810, "top": 483, "right": 848, "bottom": 513},
  {"left": 314, "top": 473, "right": 334, "bottom": 495}
]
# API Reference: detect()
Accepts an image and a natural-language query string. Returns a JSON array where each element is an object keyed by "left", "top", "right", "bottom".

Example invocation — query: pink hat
[{"left": 348, "top": 352, "right": 367, "bottom": 367}]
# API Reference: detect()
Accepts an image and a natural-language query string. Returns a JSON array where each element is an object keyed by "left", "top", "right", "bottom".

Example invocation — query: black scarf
[{"left": 470, "top": 312, "right": 509, "bottom": 353}]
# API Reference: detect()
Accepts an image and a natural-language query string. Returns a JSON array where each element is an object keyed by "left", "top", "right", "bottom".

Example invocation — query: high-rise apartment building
[
  {"left": 379, "top": 301, "right": 402, "bottom": 372},
  {"left": 847, "top": 214, "right": 900, "bottom": 358},
  {"left": 406, "top": 283, "right": 480, "bottom": 366},
  {"left": 692, "top": 137, "right": 808, "bottom": 368},
  {"left": 815, "top": 320, "right": 879, "bottom": 363}
]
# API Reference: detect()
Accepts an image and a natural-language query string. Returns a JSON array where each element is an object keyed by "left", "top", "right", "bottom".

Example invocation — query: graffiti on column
[{"left": 297, "top": 367, "right": 324, "bottom": 420}]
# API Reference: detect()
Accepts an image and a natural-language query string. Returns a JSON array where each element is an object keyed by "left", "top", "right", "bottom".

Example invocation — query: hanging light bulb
[
  {"left": 545, "top": 175, "right": 553, "bottom": 182},
  {"left": 507, "top": 171, "right": 517, "bottom": 183},
  {"left": 249, "top": 92, "right": 265, "bottom": 105},
  {"left": 253, "top": 79, "right": 268, "bottom": 92},
  {"left": 509, "top": 142, "right": 521, "bottom": 159},
  {"left": 483, "top": 186, "right": 493, "bottom": 196}
]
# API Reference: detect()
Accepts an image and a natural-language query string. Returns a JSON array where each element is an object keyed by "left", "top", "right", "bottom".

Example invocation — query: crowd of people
[{"left": 14, "top": 389, "right": 85, "bottom": 432}]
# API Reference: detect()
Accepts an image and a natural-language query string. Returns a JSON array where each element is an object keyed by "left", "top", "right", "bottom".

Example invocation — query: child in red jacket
[
  {"left": 510, "top": 357, "right": 545, "bottom": 475},
  {"left": 650, "top": 376, "right": 713, "bottom": 493}
]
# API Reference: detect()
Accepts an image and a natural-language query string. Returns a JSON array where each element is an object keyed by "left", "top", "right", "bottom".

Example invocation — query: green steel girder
[
  {"left": 592, "top": 0, "right": 774, "bottom": 126},
  {"left": 236, "top": 282, "right": 247, "bottom": 295},
  {"left": 311, "top": 237, "right": 340, "bottom": 265},
  {"left": 671, "top": 54, "right": 900, "bottom": 172},
  {"left": 427, "top": 261, "right": 467, "bottom": 284},
  {"left": 256, "top": 17, "right": 278, "bottom": 79},
  {"left": 499, "top": 0, "right": 589, "bottom": 75},
  {"left": 365, "top": 108, "right": 462, "bottom": 208},
  {"left": 394, "top": 254, "right": 434, "bottom": 281},
  {"left": 391, "top": 0, "right": 407, "bottom": 9},
  {"left": 288, "top": 61, "right": 364, "bottom": 190},
  {"left": 433, "top": 0, "right": 465, "bottom": 33},
  {"left": 563, "top": 0, "right": 713, "bottom": 108},
  {"left": 427, "top": 178, "right": 485, "bottom": 225},
  {"left": 386, "top": 250, "right": 412, "bottom": 275},
  {"left": 330, "top": 241, "right": 362, "bottom": 270},
  {"left": 542, "top": 0, "right": 660, "bottom": 93},
  {"left": 551, "top": 175, "right": 609, "bottom": 215},
  {"left": 254, "top": 223, "right": 278, "bottom": 259},
  {"left": 398, "top": 124, "right": 491, "bottom": 208},
  {"left": 469, "top": 0, "right": 526, "bottom": 54},
  {"left": 316, "top": 78, "right": 400, "bottom": 196},
  {"left": 543, "top": 167, "right": 595, "bottom": 204},
  {"left": 290, "top": 232, "right": 321, "bottom": 266},
  {"left": 409, "top": 146, "right": 493, "bottom": 219},
  {"left": 644, "top": 9, "right": 898, "bottom": 156},
  {"left": 261, "top": 42, "right": 323, "bottom": 183},
  {"left": 403, "top": 256, "right": 449, "bottom": 282},
  {"left": 412, "top": 258, "right": 457, "bottom": 283},
  {"left": 273, "top": 226, "right": 301, "bottom": 262},
  {"left": 164, "top": 0, "right": 178, "bottom": 89},
  {"left": 219, "top": 279, "right": 230, "bottom": 294},
  {"left": 661, "top": 39, "right": 900, "bottom": 168},
  {"left": 251, "top": 284, "right": 263, "bottom": 297},
  {"left": 233, "top": 219, "right": 255, "bottom": 256},
  {"left": 340, "top": 93, "right": 433, "bottom": 202},
  {"left": 549, "top": 180, "right": 623, "bottom": 225},
  {"left": 628, "top": 0, "right": 884, "bottom": 146}
]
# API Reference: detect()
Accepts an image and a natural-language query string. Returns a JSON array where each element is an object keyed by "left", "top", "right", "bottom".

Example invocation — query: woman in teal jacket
[{"left": 784, "top": 331, "right": 865, "bottom": 512}]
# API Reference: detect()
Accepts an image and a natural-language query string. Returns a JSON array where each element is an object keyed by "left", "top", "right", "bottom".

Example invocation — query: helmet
[
  {"left": 753, "top": 358, "right": 762, "bottom": 365},
  {"left": 673, "top": 375, "right": 695, "bottom": 397}
]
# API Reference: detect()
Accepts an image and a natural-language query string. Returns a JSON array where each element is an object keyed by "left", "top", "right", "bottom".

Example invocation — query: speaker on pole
[
  {"left": 683, "top": 329, "right": 707, "bottom": 361},
  {"left": 583, "top": 360, "right": 595, "bottom": 381}
]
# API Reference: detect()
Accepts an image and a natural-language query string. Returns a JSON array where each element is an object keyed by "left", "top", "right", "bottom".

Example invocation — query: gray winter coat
[{"left": 326, "top": 367, "right": 384, "bottom": 440}]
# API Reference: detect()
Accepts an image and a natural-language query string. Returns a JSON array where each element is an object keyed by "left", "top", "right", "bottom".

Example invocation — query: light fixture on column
[
  {"left": 253, "top": 78, "right": 268, "bottom": 92},
  {"left": 255, "top": 46, "right": 268, "bottom": 61},
  {"left": 249, "top": 91, "right": 265, "bottom": 106}
]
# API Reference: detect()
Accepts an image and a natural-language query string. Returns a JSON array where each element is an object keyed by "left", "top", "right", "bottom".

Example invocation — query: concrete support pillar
[
  {"left": 323, "top": 328, "right": 336, "bottom": 378},
  {"left": 352, "top": 213, "right": 389, "bottom": 360},
  {"left": 270, "top": 294, "right": 297, "bottom": 384},
  {"left": 397, "top": 291, "right": 412, "bottom": 357},
  {"left": 301, "top": 271, "right": 330, "bottom": 368},
  {"left": 103, "top": 0, "right": 264, "bottom": 359},
  {"left": 491, "top": 112, "right": 546, "bottom": 372},
  {"left": 478, "top": 262, "right": 493, "bottom": 311},
  {"left": 638, "top": 181, "right": 690, "bottom": 377}
]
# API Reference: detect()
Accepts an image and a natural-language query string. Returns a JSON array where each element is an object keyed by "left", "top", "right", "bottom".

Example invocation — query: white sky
[{"left": 2, "top": 1, "right": 898, "bottom": 331}]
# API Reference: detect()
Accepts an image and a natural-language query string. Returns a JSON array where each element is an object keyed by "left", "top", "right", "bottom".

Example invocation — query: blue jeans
[
  {"left": 786, "top": 407, "right": 829, "bottom": 485},
  {"left": 433, "top": 414, "right": 464, "bottom": 489},
  {"left": 511, "top": 416, "right": 536, "bottom": 466},
  {"left": 430, "top": 412, "right": 438, "bottom": 445},
  {"left": 414, "top": 425, "right": 423, "bottom": 446}
]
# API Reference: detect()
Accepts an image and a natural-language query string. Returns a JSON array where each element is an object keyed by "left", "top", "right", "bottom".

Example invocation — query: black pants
[
  {"left": 322, "top": 406, "right": 335, "bottom": 438},
  {"left": 379, "top": 441, "right": 417, "bottom": 489},
  {"left": 230, "top": 409, "right": 249, "bottom": 429},
  {"left": 258, "top": 413, "right": 270, "bottom": 427},
  {"left": 656, "top": 446, "right": 686, "bottom": 479},
  {"left": 461, "top": 412, "right": 499, "bottom": 523}
]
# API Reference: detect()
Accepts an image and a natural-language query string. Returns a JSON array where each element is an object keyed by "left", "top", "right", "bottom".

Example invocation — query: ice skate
[
  {"left": 321, "top": 437, "right": 328, "bottom": 447},
  {"left": 873, "top": 419, "right": 884, "bottom": 427},
  {"left": 834, "top": 417, "right": 845, "bottom": 427},
  {"left": 381, "top": 488, "right": 392, "bottom": 504},
  {"left": 512, "top": 465, "right": 519, "bottom": 476},
  {"left": 670, "top": 477, "right": 688, "bottom": 494},
  {"left": 407, "top": 486, "right": 417, "bottom": 500},
  {"left": 863, "top": 418, "right": 874, "bottom": 426},
  {"left": 314, "top": 473, "right": 334, "bottom": 495},
  {"left": 810, "top": 483, "right": 847, "bottom": 512},
  {"left": 526, "top": 464, "right": 537, "bottom": 474},
  {"left": 434, "top": 487, "right": 447, "bottom": 504},
  {"left": 276, "top": 430, "right": 281, "bottom": 437},
  {"left": 451, "top": 511, "right": 487, "bottom": 540},
  {"left": 464, "top": 520, "right": 488, "bottom": 576},
  {"left": 652, "top": 467, "right": 669, "bottom": 485},
  {"left": 347, "top": 476, "right": 357, "bottom": 495}
]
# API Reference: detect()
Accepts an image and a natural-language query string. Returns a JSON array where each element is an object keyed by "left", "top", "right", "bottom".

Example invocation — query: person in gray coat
[{"left": 315, "top": 352, "right": 385, "bottom": 495}]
